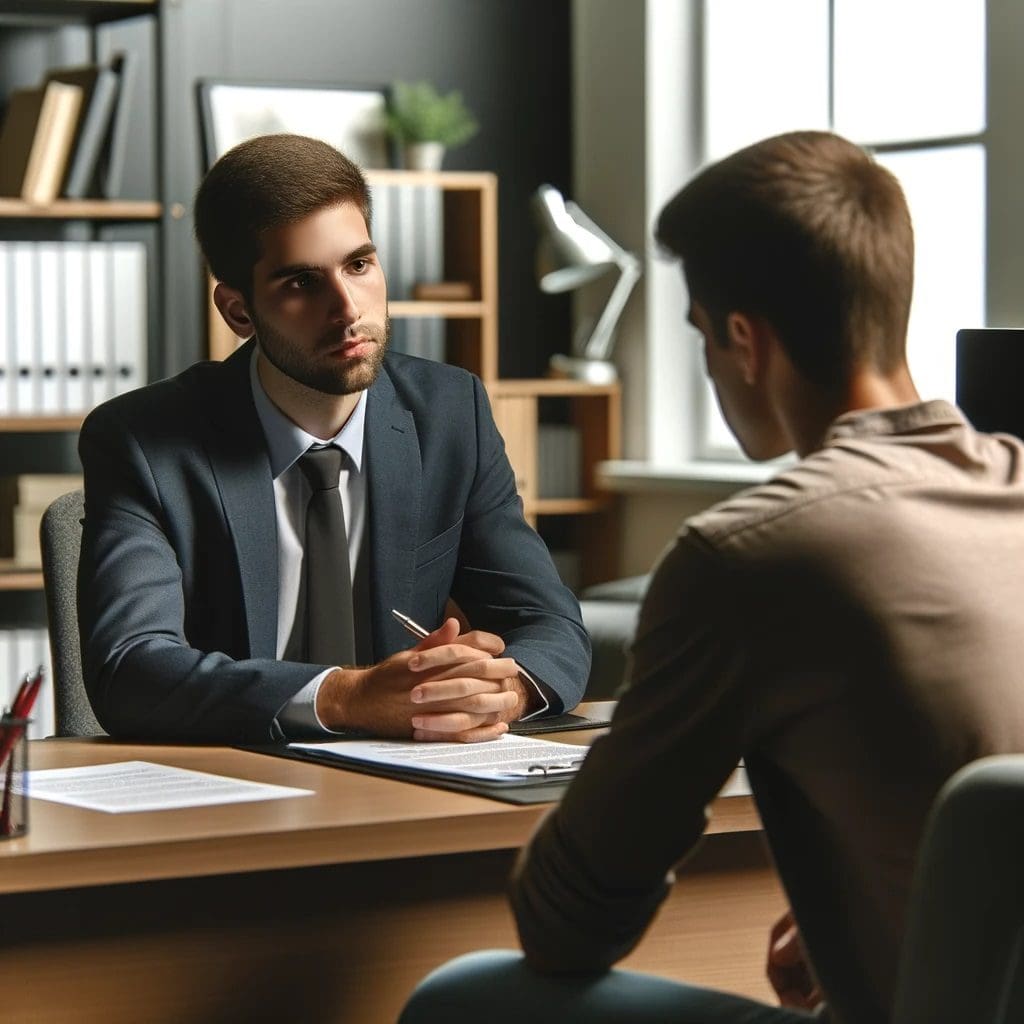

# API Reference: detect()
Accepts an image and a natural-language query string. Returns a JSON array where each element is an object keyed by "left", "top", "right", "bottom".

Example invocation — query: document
[
  {"left": 21, "top": 760, "right": 314, "bottom": 814},
  {"left": 290, "top": 734, "right": 590, "bottom": 786}
]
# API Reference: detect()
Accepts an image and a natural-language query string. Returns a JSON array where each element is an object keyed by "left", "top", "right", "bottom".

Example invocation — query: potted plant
[{"left": 386, "top": 80, "right": 478, "bottom": 171}]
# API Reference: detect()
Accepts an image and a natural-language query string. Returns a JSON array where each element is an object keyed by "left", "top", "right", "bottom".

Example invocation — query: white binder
[
  {"left": 11, "top": 243, "right": 38, "bottom": 413},
  {"left": 110, "top": 242, "right": 147, "bottom": 397},
  {"left": 36, "top": 244, "right": 62, "bottom": 414},
  {"left": 86, "top": 242, "right": 112, "bottom": 405},
  {"left": 0, "top": 244, "right": 11, "bottom": 414},
  {"left": 61, "top": 243, "right": 89, "bottom": 413}
]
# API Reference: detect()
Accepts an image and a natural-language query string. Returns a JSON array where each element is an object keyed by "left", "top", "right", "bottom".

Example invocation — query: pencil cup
[{"left": 0, "top": 715, "right": 29, "bottom": 839}]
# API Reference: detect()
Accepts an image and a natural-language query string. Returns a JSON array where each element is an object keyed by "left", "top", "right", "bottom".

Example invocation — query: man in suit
[
  {"left": 399, "top": 132, "right": 1024, "bottom": 1022},
  {"left": 78, "top": 133, "right": 590, "bottom": 744}
]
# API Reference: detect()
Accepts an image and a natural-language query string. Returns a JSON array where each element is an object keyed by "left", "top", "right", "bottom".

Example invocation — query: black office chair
[
  {"left": 39, "top": 488, "right": 105, "bottom": 737},
  {"left": 892, "top": 755, "right": 1024, "bottom": 1023}
]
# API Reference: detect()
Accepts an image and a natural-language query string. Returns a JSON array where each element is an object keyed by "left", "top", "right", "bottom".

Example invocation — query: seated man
[
  {"left": 78, "top": 133, "right": 590, "bottom": 744},
  {"left": 399, "top": 131, "right": 1024, "bottom": 1022}
]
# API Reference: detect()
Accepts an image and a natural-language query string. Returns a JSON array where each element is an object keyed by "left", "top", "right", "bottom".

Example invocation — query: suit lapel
[
  {"left": 202, "top": 340, "right": 279, "bottom": 659},
  {"left": 365, "top": 363, "right": 421, "bottom": 658}
]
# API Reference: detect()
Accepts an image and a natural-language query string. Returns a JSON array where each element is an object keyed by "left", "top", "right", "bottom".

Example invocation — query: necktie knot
[{"left": 299, "top": 445, "right": 343, "bottom": 492}]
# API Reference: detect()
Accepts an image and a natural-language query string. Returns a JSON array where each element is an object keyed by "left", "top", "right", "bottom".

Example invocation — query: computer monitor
[{"left": 955, "top": 328, "right": 1024, "bottom": 440}]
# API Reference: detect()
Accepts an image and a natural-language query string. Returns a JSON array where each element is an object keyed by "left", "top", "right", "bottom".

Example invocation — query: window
[{"left": 693, "top": 0, "right": 986, "bottom": 459}]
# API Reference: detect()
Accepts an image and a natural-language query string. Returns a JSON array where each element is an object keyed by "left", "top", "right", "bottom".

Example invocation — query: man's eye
[
  {"left": 291, "top": 273, "right": 317, "bottom": 289},
  {"left": 350, "top": 258, "right": 370, "bottom": 273}
]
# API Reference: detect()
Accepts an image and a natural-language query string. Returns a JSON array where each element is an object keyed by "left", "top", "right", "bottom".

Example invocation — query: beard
[{"left": 252, "top": 312, "right": 391, "bottom": 396}]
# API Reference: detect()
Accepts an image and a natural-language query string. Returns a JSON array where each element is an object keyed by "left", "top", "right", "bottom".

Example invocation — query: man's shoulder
[
  {"left": 380, "top": 350, "right": 480, "bottom": 411},
  {"left": 684, "top": 443, "right": 910, "bottom": 552}
]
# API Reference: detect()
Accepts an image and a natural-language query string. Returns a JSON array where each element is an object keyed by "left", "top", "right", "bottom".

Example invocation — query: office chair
[
  {"left": 892, "top": 755, "right": 1024, "bottom": 1023},
  {"left": 39, "top": 488, "right": 105, "bottom": 737}
]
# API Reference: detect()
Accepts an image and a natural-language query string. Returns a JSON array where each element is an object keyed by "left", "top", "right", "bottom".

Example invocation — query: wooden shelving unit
[
  {"left": 0, "top": 199, "right": 161, "bottom": 219},
  {"left": 0, "top": 561, "right": 43, "bottom": 591}
]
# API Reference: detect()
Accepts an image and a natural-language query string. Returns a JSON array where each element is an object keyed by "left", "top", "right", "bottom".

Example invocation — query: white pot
[{"left": 402, "top": 142, "right": 446, "bottom": 171}]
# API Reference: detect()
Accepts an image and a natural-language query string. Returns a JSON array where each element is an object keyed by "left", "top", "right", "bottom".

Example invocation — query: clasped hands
[{"left": 316, "top": 617, "right": 528, "bottom": 742}]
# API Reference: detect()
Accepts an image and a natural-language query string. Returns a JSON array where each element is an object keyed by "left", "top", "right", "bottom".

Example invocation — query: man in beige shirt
[{"left": 399, "top": 131, "right": 1024, "bottom": 1024}]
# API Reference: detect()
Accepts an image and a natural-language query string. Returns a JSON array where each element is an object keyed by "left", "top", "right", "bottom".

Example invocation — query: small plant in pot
[{"left": 386, "top": 80, "right": 479, "bottom": 171}]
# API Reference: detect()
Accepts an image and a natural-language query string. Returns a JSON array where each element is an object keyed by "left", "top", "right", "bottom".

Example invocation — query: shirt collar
[
  {"left": 824, "top": 399, "right": 966, "bottom": 444},
  {"left": 249, "top": 346, "right": 367, "bottom": 479}
]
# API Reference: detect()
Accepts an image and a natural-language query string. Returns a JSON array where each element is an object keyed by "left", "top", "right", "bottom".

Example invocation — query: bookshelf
[
  {"left": 0, "top": 0, "right": 161, "bottom": 608},
  {"left": 207, "top": 170, "right": 620, "bottom": 591}
]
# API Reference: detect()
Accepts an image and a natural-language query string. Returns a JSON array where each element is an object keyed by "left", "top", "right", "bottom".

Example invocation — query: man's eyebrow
[{"left": 267, "top": 243, "right": 378, "bottom": 282}]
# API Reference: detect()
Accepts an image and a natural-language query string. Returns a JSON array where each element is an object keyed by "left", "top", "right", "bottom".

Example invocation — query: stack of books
[
  {"left": 0, "top": 52, "right": 135, "bottom": 204},
  {"left": 0, "top": 474, "right": 84, "bottom": 569},
  {"left": 0, "top": 240, "right": 148, "bottom": 415}
]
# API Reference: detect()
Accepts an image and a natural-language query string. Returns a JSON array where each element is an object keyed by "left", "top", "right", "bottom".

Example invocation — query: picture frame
[{"left": 196, "top": 79, "right": 391, "bottom": 170}]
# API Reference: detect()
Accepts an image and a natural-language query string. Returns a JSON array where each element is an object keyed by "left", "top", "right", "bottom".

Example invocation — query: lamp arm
[{"left": 580, "top": 255, "right": 642, "bottom": 362}]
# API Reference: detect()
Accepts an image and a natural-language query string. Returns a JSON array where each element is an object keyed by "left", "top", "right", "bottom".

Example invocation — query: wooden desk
[{"left": 0, "top": 708, "right": 785, "bottom": 1022}]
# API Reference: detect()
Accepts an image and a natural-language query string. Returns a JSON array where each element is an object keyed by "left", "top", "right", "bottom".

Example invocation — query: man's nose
[{"left": 329, "top": 273, "right": 359, "bottom": 323}]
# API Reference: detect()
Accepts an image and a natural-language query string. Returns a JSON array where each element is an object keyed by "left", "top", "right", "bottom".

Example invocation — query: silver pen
[{"left": 391, "top": 608, "right": 431, "bottom": 639}]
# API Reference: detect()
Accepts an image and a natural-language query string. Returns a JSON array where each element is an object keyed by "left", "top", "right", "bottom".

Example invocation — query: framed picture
[{"left": 197, "top": 79, "right": 391, "bottom": 169}]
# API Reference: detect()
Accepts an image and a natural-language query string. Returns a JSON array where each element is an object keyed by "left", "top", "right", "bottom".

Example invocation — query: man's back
[{"left": 677, "top": 400, "right": 1024, "bottom": 1021}]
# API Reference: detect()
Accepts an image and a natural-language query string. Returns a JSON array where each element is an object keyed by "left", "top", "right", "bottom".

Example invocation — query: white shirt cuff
[
  {"left": 276, "top": 668, "right": 348, "bottom": 738},
  {"left": 517, "top": 667, "right": 551, "bottom": 721}
]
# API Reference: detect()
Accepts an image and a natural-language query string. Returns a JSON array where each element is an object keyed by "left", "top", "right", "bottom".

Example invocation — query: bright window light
[
  {"left": 704, "top": 0, "right": 829, "bottom": 161},
  {"left": 834, "top": 0, "right": 985, "bottom": 144}
]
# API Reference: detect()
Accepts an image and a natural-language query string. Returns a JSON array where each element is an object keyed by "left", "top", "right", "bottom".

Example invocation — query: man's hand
[
  {"left": 766, "top": 909, "right": 822, "bottom": 1011},
  {"left": 315, "top": 618, "right": 526, "bottom": 742}
]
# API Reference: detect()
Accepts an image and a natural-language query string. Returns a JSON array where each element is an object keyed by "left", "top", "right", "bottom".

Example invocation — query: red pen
[{"left": 1, "top": 665, "right": 43, "bottom": 836}]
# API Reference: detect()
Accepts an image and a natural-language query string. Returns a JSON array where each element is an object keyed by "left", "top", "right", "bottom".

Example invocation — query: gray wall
[{"left": 156, "top": 0, "right": 573, "bottom": 378}]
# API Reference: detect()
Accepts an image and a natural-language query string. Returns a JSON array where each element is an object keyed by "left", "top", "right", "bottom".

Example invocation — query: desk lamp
[{"left": 533, "top": 184, "right": 641, "bottom": 384}]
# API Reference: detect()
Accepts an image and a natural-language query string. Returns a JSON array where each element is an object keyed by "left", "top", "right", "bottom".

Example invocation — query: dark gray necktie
[{"left": 297, "top": 445, "right": 356, "bottom": 666}]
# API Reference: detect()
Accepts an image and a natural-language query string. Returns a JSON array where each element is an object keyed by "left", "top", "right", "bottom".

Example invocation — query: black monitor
[{"left": 955, "top": 328, "right": 1024, "bottom": 440}]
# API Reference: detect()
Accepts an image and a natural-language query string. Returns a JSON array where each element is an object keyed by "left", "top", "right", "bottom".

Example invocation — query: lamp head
[{"left": 532, "top": 184, "right": 617, "bottom": 293}]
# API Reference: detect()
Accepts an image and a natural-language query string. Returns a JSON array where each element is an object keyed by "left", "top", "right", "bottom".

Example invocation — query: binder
[
  {"left": 11, "top": 243, "right": 37, "bottom": 413},
  {"left": 61, "top": 243, "right": 88, "bottom": 412},
  {"left": 36, "top": 244, "right": 61, "bottom": 414},
  {"left": 109, "top": 242, "right": 147, "bottom": 397},
  {"left": 87, "top": 243, "right": 112, "bottom": 404},
  {"left": 0, "top": 245, "right": 10, "bottom": 414},
  {"left": 99, "top": 51, "right": 136, "bottom": 200}
]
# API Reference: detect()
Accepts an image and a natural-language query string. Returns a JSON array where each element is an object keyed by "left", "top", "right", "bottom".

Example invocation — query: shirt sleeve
[
  {"left": 509, "top": 529, "right": 752, "bottom": 973},
  {"left": 517, "top": 667, "right": 551, "bottom": 721},
  {"left": 274, "top": 668, "right": 349, "bottom": 739}
]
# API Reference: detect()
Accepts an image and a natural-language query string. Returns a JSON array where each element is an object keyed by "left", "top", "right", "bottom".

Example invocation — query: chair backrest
[
  {"left": 39, "top": 489, "right": 105, "bottom": 737},
  {"left": 892, "top": 755, "right": 1024, "bottom": 1024}
]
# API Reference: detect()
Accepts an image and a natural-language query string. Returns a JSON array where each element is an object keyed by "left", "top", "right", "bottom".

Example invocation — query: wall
[{"left": 158, "top": 0, "right": 574, "bottom": 378}]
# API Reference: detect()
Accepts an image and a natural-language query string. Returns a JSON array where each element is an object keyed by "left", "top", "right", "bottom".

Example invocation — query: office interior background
[{"left": 1, "top": 0, "right": 1022, "bottom": 735}]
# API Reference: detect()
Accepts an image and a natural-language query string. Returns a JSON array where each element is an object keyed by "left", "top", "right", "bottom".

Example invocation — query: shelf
[
  {"left": 0, "top": 416, "right": 84, "bottom": 432},
  {"left": 364, "top": 170, "right": 498, "bottom": 190},
  {"left": 0, "top": 562, "right": 43, "bottom": 591},
  {"left": 0, "top": 1, "right": 153, "bottom": 26},
  {"left": 388, "top": 301, "right": 487, "bottom": 319},
  {"left": 492, "top": 378, "right": 621, "bottom": 398},
  {"left": 527, "top": 497, "right": 611, "bottom": 516},
  {"left": 0, "top": 199, "right": 161, "bottom": 220}
]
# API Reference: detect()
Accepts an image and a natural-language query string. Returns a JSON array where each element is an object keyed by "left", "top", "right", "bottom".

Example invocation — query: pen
[{"left": 391, "top": 608, "right": 431, "bottom": 639}]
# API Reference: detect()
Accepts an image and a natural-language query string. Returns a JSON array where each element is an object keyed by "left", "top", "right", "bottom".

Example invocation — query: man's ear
[
  {"left": 213, "top": 282, "right": 255, "bottom": 340},
  {"left": 725, "top": 312, "right": 771, "bottom": 386}
]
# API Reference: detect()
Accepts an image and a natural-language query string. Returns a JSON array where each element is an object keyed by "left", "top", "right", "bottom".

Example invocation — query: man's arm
[
  {"left": 509, "top": 532, "right": 749, "bottom": 972},
  {"left": 446, "top": 375, "right": 592, "bottom": 715}
]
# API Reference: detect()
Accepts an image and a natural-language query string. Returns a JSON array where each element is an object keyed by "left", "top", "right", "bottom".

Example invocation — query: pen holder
[{"left": 0, "top": 715, "right": 29, "bottom": 839}]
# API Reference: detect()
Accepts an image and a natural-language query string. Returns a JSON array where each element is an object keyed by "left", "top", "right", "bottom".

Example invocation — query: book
[
  {"left": 0, "top": 88, "right": 48, "bottom": 199},
  {"left": 99, "top": 51, "right": 136, "bottom": 200},
  {"left": 45, "top": 64, "right": 121, "bottom": 199},
  {"left": 28, "top": 81, "right": 85, "bottom": 203}
]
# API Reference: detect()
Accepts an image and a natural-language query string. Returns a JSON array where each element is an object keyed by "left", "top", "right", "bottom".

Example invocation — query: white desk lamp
[{"left": 533, "top": 184, "right": 641, "bottom": 384}]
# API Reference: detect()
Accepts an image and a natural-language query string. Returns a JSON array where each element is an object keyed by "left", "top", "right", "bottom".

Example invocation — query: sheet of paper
[
  {"left": 290, "top": 733, "right": 590, "bottom": 784},
  {"left": 20, "top": 760, "right": 314, "bottom": 814}
]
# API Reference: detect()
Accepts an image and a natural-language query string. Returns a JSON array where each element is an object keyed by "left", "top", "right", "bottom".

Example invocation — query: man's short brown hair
[
  {"left": 194, "top": 133, "right": 372, "bottom": 299},
  {"left": 655, "top": 131, "right": 914, "bottom": 393}
]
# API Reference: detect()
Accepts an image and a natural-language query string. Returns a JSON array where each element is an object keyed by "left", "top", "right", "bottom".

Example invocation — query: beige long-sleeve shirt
[{"left": 512, "top": 401, "right": 1024, "bottom": 1024}]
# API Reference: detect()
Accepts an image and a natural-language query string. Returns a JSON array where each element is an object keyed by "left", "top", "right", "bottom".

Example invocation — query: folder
[
  {"left": 61, "top": 243, "right": 89, "bottom": 412},
  {"left": 0, "top": 245, "right": 10, "bottom": 415},
  {"left": 36, "top": 245, "right": 61, "bottom": 414},
  {"left": 11, "top": 244, "right": 37, "bottom": 413},
  {"left": 109, "top": 242, "right": 147, "bottom": 397},
  {"left": 99, "top": 51, "right": 136, "bottom": 200},
  {"left": 86, "top": 243, "right": 112, "bottom": 404}
]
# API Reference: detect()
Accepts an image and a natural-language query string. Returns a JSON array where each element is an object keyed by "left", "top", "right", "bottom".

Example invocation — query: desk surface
[{"left": 0, "top": 702, "right": 760, "bottom": 896}]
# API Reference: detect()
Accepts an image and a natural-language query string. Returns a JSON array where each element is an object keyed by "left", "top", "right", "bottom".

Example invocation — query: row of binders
[
  {"left": 0, "top": 240, "right": 147, "bottom": 416},
  {"left": 0, "top": 53, "right": 135, "bottom": 204}
]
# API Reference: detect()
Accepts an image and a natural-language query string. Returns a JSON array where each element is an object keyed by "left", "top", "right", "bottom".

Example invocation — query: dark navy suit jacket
[{"left": 78, "top": 340, "right": 590, "bottom": 742}]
